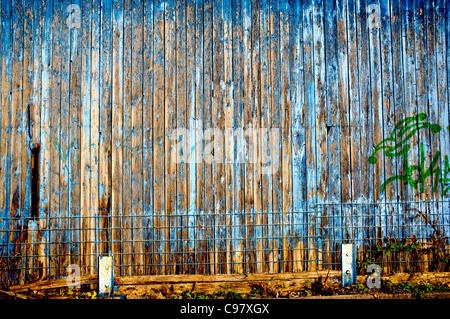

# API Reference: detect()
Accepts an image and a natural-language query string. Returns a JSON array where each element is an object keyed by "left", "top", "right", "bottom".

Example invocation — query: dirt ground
[{"left": 2, "top": 271, "right": 450, "bottom": 300}]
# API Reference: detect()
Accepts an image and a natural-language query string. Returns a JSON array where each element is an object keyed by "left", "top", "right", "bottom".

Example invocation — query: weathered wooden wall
[{"left": 0, "top": 0, "right": 449, "bottom": 283}]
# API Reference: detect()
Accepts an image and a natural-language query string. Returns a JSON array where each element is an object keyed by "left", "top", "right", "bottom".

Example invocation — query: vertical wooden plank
[
  {"left": 290, "top": 0, "right": 305, "bottom": 272},
  {"left": 258, "top": 0, "right": 270, "bottom": 273},
  {"left": 186, "top": 0, "right": 197, "bottom": 273},
  {"left": 388, "top": 0, "right": 405, "bottom": 242},
  {"left": 367, "top": 0, "right": 384, "bottom": 204},
  {"left": 434, "top": 0, "right": 449, "bottom": 244},
  {"left": 112, "top": 0, "right": 124, "bottom": 276},
  {"left": 164, "top": 0, "right": 177, "bottom": 275},
  {"left": 142, "top": 0, "right": 154, "bottom": 275},
  {"left": 21, "top": 0, "right": 33, "bottom": 281},
  {"left": 223, "top": 0, "right": 233, "bottom": 274},
  {"left": 356, "top": 0, "right": 372, "bottom": 259},
  {"left": 38, "top": 0, "right": 53, "bottom": 278},
  {"left": 203, "top": 0, "right": 215, "bottom": 274},
  {"left": 413, "top": 0, "right": 430, "bottom": 263},
  {"left": 313, "top": 0, "right": 326, "bottom": 270},
  {"left": 194, "top": 0, "right": 206, "bottom": 274},
  {"left": 268, "top": 0, "right": 281, "bottom": 274},
  {"left": 413, "top": 0, "right": 430, "bottom": 199},
  {"left": 401, "top": 0, "right": 417, "bottom": 248},
  {"left": 399, "top": 0, "right": 417, "bottom": 269},
  {"left": 280, "top": 0, "right": 292, "bottom": 272},
  {"left": 302, "top": 0, "right": 317, "bottom": 271},
  {"left": 68, "top": 0, "right": 82, "bottom": 269},
  {"left": 131, "top": 0, "right": 144, "bottom": 276},
  {"left": 379, "top": 0, "right": 397, "bottom": 272},
  {"left": 80, "top": 0, "right": 92, "bottom": 276},
  {"left": 0, "top": 0, "right": 12, "bottom": 282},
  {"left": 212, "top": 0, "right": 226, "bottom": 274},
  {"left": 153, "top": 0, "right": 165, "bottom": 275},
  {"left": 49, "top": 0, "right": 61, "bottom": 278},
  {"left": 90, "top": 0, "right": 100, "bottom": 274},
  {"left": 243, "top": 0, "right": 255, "bottom": 273},
  {"left": 337, "top": 0, "right": 352, "bottom": 240},
  {"left": 59, "top": 0, "right": 71, "bottom": 276},
  {"left": 347, "top": 0, "right": 361, "bottom": 250},
  {"left": 10, "top": 0, "right": 24, "bottom": 283},
  {"left": 122, "top": 0, "right": 132, "bottom": 276},
  {"left": 175, "top": 0, "right": 186, "bottom": 274},
  {"left": 366, "top": 0, "right": 383, "bottom": 254},
  {"left": 232, "top": 0, "right": 245, "bottom": 274},
  {"left": 28, "top": 4, "right": 42, "bottom": 275},
  {"left": 379, "top": 0, "right": 396, "bottom": 239},
  {"left": 441, "top": 0, "right": 450, "bottom": 242},
  {"left": 324, "top": 0, "right": 341, "bottom": 268},
  {"left": 424, "top": 0, "right": 439, "bottom": 270},
  {"left": 250, "top": 0, "right": 262, "bottom": 273},
  {"left": 99, "top": 0, "right": 112, "bottom": 257}
]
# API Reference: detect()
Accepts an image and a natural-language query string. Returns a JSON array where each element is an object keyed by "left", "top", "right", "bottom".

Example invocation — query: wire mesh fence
[{"left": 1, "top": 200, "right": 449, "bottom": 286}]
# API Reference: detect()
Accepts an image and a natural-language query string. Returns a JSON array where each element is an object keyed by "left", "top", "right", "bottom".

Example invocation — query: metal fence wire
[{"left": 1, "top": 200, "right": 449, "bottom": 286}]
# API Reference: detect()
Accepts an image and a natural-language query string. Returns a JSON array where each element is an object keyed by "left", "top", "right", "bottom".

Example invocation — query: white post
[
  {"left": 341, "top": 243, "right": 356, "bottom": 286},
  {"left": 98, "top": 254, "right": 114, "bottom": 295}
]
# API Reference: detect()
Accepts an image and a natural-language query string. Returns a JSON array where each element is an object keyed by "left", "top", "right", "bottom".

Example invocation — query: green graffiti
[
  {"left": 369, "top": 113, "right": 450, "bottom": 196},
  {"left": 368, "top": 113, "right": 441, "bottom": 164}
]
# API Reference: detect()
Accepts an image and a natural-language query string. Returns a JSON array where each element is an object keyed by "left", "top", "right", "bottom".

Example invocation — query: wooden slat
[
  {"left": 112, "top": 0, "right": 124, "bottom": 276},
  {"left": 10, "top": 0, "right": 24, "bottom": 283},
  {"left": 289, "top": 0, "right": 305, "bottom": 273},
  {"left": 99, "top": 0, "right": 112, "bottom": 257},
  {"left": 423, "top": 0, "right": 437, "bottom": 271},
  {"left": 49, "top": 0, "right": 61, "bottom": 279},
  {"left": 259, "top": 0, "right": 271, "bottom": 273},
  {"left": 434, "top": 0, "right": 449, "bottom": 243},
  {"left": 0, "top": 0, "right": 10, "bottom": 281},
  {"left": 268, "top": 0, "right": 281, "bottom": 274},
  {"left": 131, "top": 0, "right": 144, "bottom": 276},
  {"left": 366, "top": 0, "right": 383, "bottom": 253},
  {"left": 346, "top": 0, "right": 361, "bottom": 247},
  {"left": 68, "top": 0, "right": 82, "bottom": 269},
  {"left": 142, "top": 0, "right": 154, "bottom": 275},
  {"left": 400, "top": 0, "right": 417, "bottom": 246},
  {"left": 122, "top": 0, "right": 132, "bottom": 276},
  {"left": 194, "top": 0, "right": 206, "bottom": 274},
  {"left": 186, "top": 0, "right": 197, "bottom": 274},
  {"left": 388, "top": 0, "right": 405, "bottom": 241},
  {"left": 336, "top": 0, "right": 351, "bottom": 251},
  {"left": 37, "top": 0, "right": 53, "bottom": 280},
  {"left": 280, "top": 0, "right": 292, "bottom": 273},
  {"left": 90, "top": 0, "right": 101, "bottom": 273},
  {"left": 164, "top": 0, "right": 177, "bottom": 275},
  {"left": 153, "top": 0, "right": 165, "bottom": 275},
  {"left": 80, "top": 0, "right": 93, "bottom": 277},
  {"left": 203, "top": 0, "right": 215, "bottom": 274},
  {"left": 58, "top": 0, "right": 71, "bottom": 275},
  {"left": 302, "top": 0, "right": 317, "bottom": 271},
  {"left": 250, "top": 0, "right": 262, "bottom": 273},
  {"left": 21, "top": 0, "right": 33, "bottom": 282},
  {"left": 324, "top": 0, "right": 340, "bottom": 268},
  {"left": 223, "top": 0, "right": 233, "bottom": 274},
  {"left": 355, "top": 0, "right": 372, "bottom": 263},
  {"left": 212, "top": 0, "right": 225, "bottom": 274},
  {"left": 313, "top": 0, "right": 326, "bottom": 270},
  {"left": 231, "top": 0, "right": 245, "bottom": 274},
  {"left": 175, "top": 0, "right": 187, "bottom": 274},
  {"left": 379, "top": 0, "right": 396, "bottom": 242}
]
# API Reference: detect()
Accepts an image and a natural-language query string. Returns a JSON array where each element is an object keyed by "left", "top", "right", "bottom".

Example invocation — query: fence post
[
  {"left": 341, "top": 243, "right": 356, "bottom": 286},
  {"left": 98, "top": 253, "right": 114, "bottom": 295}
]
